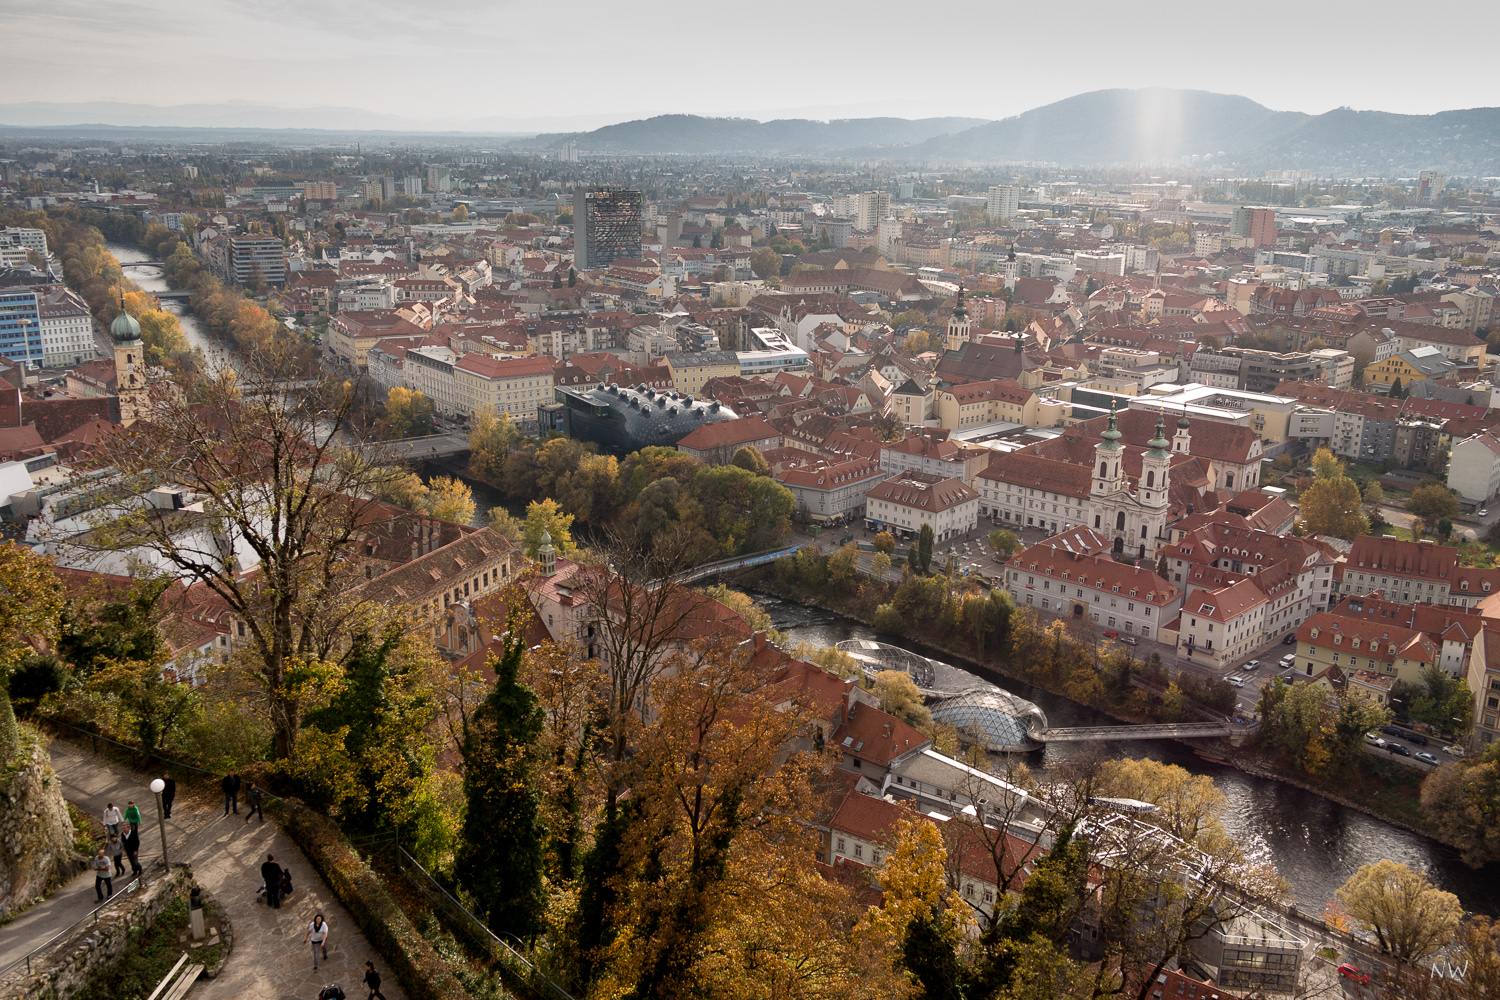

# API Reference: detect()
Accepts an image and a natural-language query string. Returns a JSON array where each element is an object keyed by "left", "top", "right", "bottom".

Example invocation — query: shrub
[
  {"left": 279, "top": 800, "right": 472, "bottom": 1000},
  {"left": 872, "top": 603, "right": 906, "bottom": 634}
]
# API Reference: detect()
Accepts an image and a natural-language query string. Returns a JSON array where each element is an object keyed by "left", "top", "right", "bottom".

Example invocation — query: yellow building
[
  {"left": 934, "top": 378, "right": 1040, "bottom": 431},
  {"left": 453, "top": 353, "right": 555, "bottom": 431},
  {"left": 1292, "top": 612, "right": 1437, "bottom": 687},
  {"left": 1365, "top": 345, "right": 1462, "bottom": 389},
  {"left": 665, "top": 350, "right": 741, "bottom": 395}
]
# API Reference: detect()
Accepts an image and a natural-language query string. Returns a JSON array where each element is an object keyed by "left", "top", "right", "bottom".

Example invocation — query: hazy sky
[{"left": 4, "top": 0, "right": 1499, "bottom": 129}]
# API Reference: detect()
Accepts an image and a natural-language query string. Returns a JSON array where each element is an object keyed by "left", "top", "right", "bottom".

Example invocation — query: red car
[
  {"left": 1103, "top": 629, "right": 1119, "bottom": 638},
  {"left": 1338, "top": 963, "right": 1371, "bottom": 986}
]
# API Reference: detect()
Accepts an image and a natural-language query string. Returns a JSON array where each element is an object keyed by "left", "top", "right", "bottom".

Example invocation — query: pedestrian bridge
[
  {"left": 672, "top": 545, "right": 804, "bottom": 586},
  {"left": 1036, "top": 721, "right": 1237, "bottom": 742},
  {"left": 370, "top": 432, "right": 471, "bottom": 461}
]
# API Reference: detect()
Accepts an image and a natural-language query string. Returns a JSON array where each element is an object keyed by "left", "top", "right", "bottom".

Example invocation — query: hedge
[{"left": 279, "top": 800, "right": 472, "bottom": 1000}]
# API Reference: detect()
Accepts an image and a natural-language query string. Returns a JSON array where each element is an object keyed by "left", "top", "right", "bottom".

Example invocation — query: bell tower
[
  {"left": 1091, "top": 400, "right": 1126, "bottom": 498},
  {"left": 1172, "top": 408, "right": 1193, "bottom": 455},
  {"left": 1140, "top": 414, "right": 1172, "bottom": 509},
  {"left": 110, "top": 292, "right": 146, "bottom": 427},
  {"left": 945, "top": 283, "right": 972, "bottom": 352}
]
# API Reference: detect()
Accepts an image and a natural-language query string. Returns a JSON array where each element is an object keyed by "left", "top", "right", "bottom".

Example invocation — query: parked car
[
  {"left": 1279, "top": 654, "right": 1296, "bottom": 668},
  {"left": 1121, "top": 636, "right": 1138, "bottom": 645},
  {"left": 1245, "top": 659, "right": 1260, "bottom": 669},
  {"left": 1381, "top": 725, "right": 1403, "bottom": 738},
  {"left": 1365, "top": 732, "right": 1385, "bottom": 745},
  {"left": 1282, "top": 633, "right": 1297, "bottom": 645},
  {"left": 1415, "top": 751, "right": 1440, "bottom": 765},
  {"left": 1481, "top": 508, "right": 1490, "bottom": 517},
  {"left": 1405, "top": 732, "right": 1429, "bottom": 746},
  {"left": 1387, "top": 743, "right": 1412, "bottom": 757},
  {"left": 1338, "top": 964, "right": 1371, "bottom": 986},
  {"left": 1103, "top": 629, "right": 1119, "bottom": 639},
  {"left": 1443, "top": 744, "right": 1467, "bottom": 757}
]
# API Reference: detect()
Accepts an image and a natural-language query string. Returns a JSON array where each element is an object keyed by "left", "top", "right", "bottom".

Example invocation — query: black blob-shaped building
[{"left": 544, "top": 382, "right": 740, "bottom": 454}]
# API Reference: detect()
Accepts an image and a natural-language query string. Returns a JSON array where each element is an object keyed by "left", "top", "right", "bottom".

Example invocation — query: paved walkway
[{"left": 0, "top": 739, "right": 406, "bottom": 1000}]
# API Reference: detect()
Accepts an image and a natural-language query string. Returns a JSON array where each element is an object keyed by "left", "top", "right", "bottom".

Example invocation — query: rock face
[{"left": 0, "top": 741, "right": 81, "bottom": 920}]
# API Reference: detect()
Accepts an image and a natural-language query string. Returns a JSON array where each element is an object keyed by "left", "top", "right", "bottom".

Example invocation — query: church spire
[
  {"left": 1099, "top": 399, "right": 1122, "bottom": 451},
  {"left": 952, "top": 282, "right": 967, "bottom": 321},
  {"left": 1146, "top": 413, "right": 1170, "bottom": 457}
]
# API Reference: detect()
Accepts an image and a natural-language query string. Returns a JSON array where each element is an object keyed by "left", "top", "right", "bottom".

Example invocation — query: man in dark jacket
[
  {"left": 261, "top": 853, "right": 283, "bottom": 909},
  {"left": 122, "top": 827, "right": 142, "bottom": 876},
  {"left": 161, "top": 772, "right": 176, "bottom": 818},
  {"left": 222, "top": 771, "right": 240, "bottom": 815},
  {"left": 244, "top": 782, "right": 264, "bottom": 823}
]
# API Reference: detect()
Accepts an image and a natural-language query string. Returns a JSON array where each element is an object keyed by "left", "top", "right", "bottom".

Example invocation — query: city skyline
[{"left": 3, "top": 0, "right": 1500, "bottom": 131}]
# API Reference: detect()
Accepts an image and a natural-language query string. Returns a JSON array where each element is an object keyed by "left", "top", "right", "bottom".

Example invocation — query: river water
[
  {"left": 762, "top": 598, "right": 1500, "bottom": 917},
  {"left": 108, "top": 242, "right": 241, "bottom": 373}
]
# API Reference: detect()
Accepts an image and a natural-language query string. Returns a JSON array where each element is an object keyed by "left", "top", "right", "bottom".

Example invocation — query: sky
[{"left": 3, "top": 0, "right": 1500, "bottom": 131}]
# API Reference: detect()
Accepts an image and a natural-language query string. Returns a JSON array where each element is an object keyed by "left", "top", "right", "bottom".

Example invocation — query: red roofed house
[
  {"left": 864, "top": 471, "right": 978, "bottom": 542},
  {"left": 452, "top": 353, "right": 555, "bottom": 432},
  {"left": 674, "top": 414, "right": 783, "bottom": 465},
  {"left": 775, "top": 457, "right": 889, "bottom": 524},
  {"left": 1006, "top": 526, "right": 1183, "bottom": 642}
]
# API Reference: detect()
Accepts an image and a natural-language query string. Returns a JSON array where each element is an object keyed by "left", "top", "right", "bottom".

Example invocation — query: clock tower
[{"left": 110, "top": 293, "right": 146, "bottom": 426}]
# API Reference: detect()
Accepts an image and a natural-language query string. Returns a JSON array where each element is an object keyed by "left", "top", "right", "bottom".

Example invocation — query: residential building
[
  {"left": 986, "top": 185, "right": 1020, "bottom": 221},
  {"left": 452, "top": 353, "right": 555, "bottom": 432},
  {"left": 224, "top": 233, "right": 287, "bottom": 287},
  {"left": 863, "top": 471, "right": 978, "bottom": 542},
  {"left": 1176, "top": 578, "right": 1267, "bottom": 672},
  {"left": 327, "top": 311, "right": 427, "bottom": 369},
  {"left": 574, "top": 186, "right": 644, "bottom": 270},
  {"left": 1005, "top": 526, "right": 1183, "bottom": 641},
  {"left": 404, "top": 346, "right": 458, "bottom": 415},
  {"left": 856, "top": 191, "right": 891, "bottom": 232},
  {"left": 1366, "top": 346, "right": 1465, "bottom": 389},
  {"left": 37, "top": 287, "right": 98, "bottom": 368},
  {"left": 1328, "top": 592, "right": 1483, "bottom": 678},
  {"left": 675, "top": 414, "right": 783, "bottom": 465},
  {"left": 891, "top": 377, "right": 933, "bottom": 426},
  {"left": 934, "top": 378, "right": 1040, "bottom": 430},
  {"left": 776, "top": 457, "right": 889, "bottom": 523},
  {"left": 880, "top": 430, "right": 990, "bottom": 486},
  {"left": 1448, "top": 430, "right": 1500, "bottom": 505},
  {"left": 1292, "top": 613, "right": 1437, "bottom": 687},
  {"left": 1468, "top": 625, "right": 1500, "bottom": 745},
  {"left": 1333, "top": 536, "right": 1458, "bottom": 605},
  {"left": 1230, "top": 207, "right": 1276, "bottom": 248}
]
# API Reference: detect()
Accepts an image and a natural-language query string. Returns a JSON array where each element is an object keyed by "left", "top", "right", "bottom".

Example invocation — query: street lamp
[{"left": 149, "top": 778, "right": 169, "bottom": 870}]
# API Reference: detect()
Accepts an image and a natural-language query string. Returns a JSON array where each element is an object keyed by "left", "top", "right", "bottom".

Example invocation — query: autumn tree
[
  {"left": 828, "top": 541, "right": 860, "bottom": 586},
  {"left": 0, "top": 546, "right": 64, "bottom": 759},
  {"left": 378, "top": 386, "right": 434, "bottom": 439},
  {"left": 1407, "top": 482, "right": 1461, "bottom": 523},
  {"left": 522, "top": 499, "right": 576, "bottom": 557},
  {"left": 1311, "top": 446, "right": 1345, "bottom": 480},
  {"left": 916, "top": 522, "right": 935, "bottom": 574},
  {"left": 1364, "top": 481, "right": 1385, "bottom": 508},
  {"left": 873, "top": 670, "right": 932, "bottom": 728},
  {"left": 1298, "top": 475, "right": 1369, "bottom": 539},
  {"left": 870, "top": 551, "right": 893, "bottom": 579},
  {"left": 749, "top": 247, "right": 782, "bottom": 281},
  {"left": 467, "top": 411, "right": 519, "bottom": 484},
  {"left": 988, "top": 529, "right": 1019, "bottom": 559},
  {"left": 424, "top": 475, "right": 476, "bottom": 525},
  {"left": 873, "top": 530, "right": 896, "bottom": 554},
  {"left": 74, "top": 346, "right": 408, "bottom": 758},
  {"left": 1095, "top": 758, "right": 1235, "bottom": 852},
  {"left": 1336, "top": 860, "right": 1462, "bottom": 967},
  {"left": 1420, "top": 742, "right": 1500, "bottom": 867},
  {"left": 730, "top": 444, "right": 770, "bottom": 477},
  {"left": 863, "top": 817, "right": 973, "bottom": 998}
]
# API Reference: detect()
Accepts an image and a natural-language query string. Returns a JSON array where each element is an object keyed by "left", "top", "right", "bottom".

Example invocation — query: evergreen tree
[
  {"left": 456, "top": 629, "right": 547, "bottom": 939},
  {"left": 917, "top": 523, "right": 935, "bottom": 575}
]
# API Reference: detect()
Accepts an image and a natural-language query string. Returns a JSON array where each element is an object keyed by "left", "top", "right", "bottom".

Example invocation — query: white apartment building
[
  {"left": 405, "top": 346, "right": 458, "bottom": 415},
  {"left": 336, "top": 278, "right": 397, "bottom": 312},
  {"left": 37, "top": 287, "right": 98, "bottom": 367},
  {"left": 1177, "top": 578, "right": 1268, "bottom": 672},
  {"left": 976, "top": 454, "right": 1090, "bottom": 534},
  {"left": 1005, "top": 527, "right": 1183, "bottom": 641},
  {"left": 776, "top": 459, "right": 889, "bottom": 524},
  {"left": 863, "top": 472, "right": 978, "bottom": 543},
  {"left": 453, "top": 353, "right": 555, "bottom": 432},
  {"left": 0, "top": 227, "right": 48, "bottom": 254},
  {"left": 1448, "top": 430, "right": 1500, "bottom": 505},
  {"left": 856, "top": 191, "right": 891, "bottom": 232},
  {"left": 986, "top": 185, "right": 1019, "bottom": 221}
]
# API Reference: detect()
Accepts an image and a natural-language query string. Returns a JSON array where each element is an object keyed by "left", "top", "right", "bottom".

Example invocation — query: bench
[{"left": 146, "top": 953, "right": 204, "bottom": 1000}]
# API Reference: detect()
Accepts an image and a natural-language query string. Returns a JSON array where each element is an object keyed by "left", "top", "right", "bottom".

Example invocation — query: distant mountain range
[
  {"left": 521, "top": 115, "right": 989, "bottom": 154},
  {"left": 533, "top": 90, "right": 1500, "bottom": 172},
  {"left": 4, "top": 91, "right": 1498, "bottom": 173}
]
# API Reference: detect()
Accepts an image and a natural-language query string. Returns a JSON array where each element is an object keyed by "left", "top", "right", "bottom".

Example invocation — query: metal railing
[
  {"left": 398, "top": 849, "right": 574, "bottom": 1000},
  {"left": 0, "top": 875, "right": 143, "bottom": 990}
]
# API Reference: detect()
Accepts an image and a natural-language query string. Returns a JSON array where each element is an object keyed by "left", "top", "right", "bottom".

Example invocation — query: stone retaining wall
[
  {"left": 7, "top": 864, "right": 193, "bottom": 1000},
  {"left": 0, "top": 740, "right": 80, "bottom": 921}
]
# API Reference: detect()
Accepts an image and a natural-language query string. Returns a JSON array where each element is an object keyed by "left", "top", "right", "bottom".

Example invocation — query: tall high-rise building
[
  {"left": 1230, "top": 206, "right": 1276, "bottom": 248},
  {"left": 1417, "top": 171, "right": 1447, "bottom": 204},
  {"left": 573, "top": 187, "right": 644, "bottom": 270},
  {"left": 987, "top": 184, "right": 1020, "bottom": 221},
  {"left": 426, "top": 165, "right": 451, "bottom": 193},
  {"left": 558, "top": 141, "right": 579, "bottom": 163},
  {"left": 403, "top": 176, "right": 424, "bottom": 198},
  {"left": 0, "top": 288, "right": 43, "bottom": 366},
  {"left": 856, "top": 190, "right": 891, "bottom": 231}
]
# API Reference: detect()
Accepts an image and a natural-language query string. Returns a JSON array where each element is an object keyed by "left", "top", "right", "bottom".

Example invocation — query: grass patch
[
  {"left": 70, "top": 896, "right": 223, "bottom": 1000},
  {"left": 416, "top": 913, "right": 516, "bottom": 1000},
  {"left": 1454, "top": 539, "right": 1500, "bottom": 567}
]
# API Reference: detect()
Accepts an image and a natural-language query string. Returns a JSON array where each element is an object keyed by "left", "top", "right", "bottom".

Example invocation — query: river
[
  {"left": 108, "top": 242, "right": 241, "bottom": 373},
  {"left": 761, "top": 598, "right": 1500, "bottom": 917}
]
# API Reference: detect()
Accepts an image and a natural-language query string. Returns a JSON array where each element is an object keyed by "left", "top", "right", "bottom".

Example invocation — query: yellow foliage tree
[
  {"left": 862, "top": 816, "right": 973, "bottom": 950},
  {"left": 523, "top": 498, "right": 575, "bottom": 556},
  {"left": 1336, "top": 860, "right": 1463, "bottom": 966},
  {"left": 0, "top": 545, "right": 63, "bottom": 759},
  {"left": 425, "top": 475, "right": 476, "bottom": 525}
]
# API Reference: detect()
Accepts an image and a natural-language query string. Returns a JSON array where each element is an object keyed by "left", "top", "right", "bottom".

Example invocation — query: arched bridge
[
  {"left": 673, "top": 545, "right": 804, "bottom": 586},
  {"left": 1036, "top": 721, "right": 1237, "bottom": 742}
]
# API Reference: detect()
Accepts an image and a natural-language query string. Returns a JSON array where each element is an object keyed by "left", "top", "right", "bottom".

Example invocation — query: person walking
[
  {"left": 260, "top": 854, "right": 282, "bottom": 909},
  {"left": 363, "top": 961, "right": 387, "bottom": 1000},
  {"left": 123, "top": 800, "right": 141, "bottom": 836},
  {"left": 244, "top": 782, "right": 264, "bottom": 823},
  {"left": 160, "top": 773, "right": 176, "bottom": 818},
  {"left": 102, "top": 803, "right": 122, "bottom": 837},
  {"left": 92, "top": 849, "right": 113, "bottom": 901},
  {"left": 107, "top": 832, "right": 125, "bottom": 876},
  {"left": 123, "top": 827, "right": 142, "bottom": 876},
  {"left": 304, "top": 914, "right": 330, "bottom": 970},
  {"left": 222, "top": 771, "right": 240, "bottom": 815}
]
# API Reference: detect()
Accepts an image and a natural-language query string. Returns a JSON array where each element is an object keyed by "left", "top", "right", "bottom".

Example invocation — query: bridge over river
[
  {"left": 1036, "top": 721, "right": 1238, "bottom": 742},
  {"left": 371, "top": 432, "right": 472, "bottom": 461}
]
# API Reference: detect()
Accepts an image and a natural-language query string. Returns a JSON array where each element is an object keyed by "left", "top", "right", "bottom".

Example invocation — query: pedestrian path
[{"left": 0, "top": 739, "right": 406, "bottom": 1000}]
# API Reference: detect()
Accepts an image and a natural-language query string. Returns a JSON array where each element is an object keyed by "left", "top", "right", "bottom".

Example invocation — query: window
[
  {"left": 836, "top": 838, "right": 846, "bottom": 853},
  {"left": 854, "top": 844, "right": 864, "bottom": 859}
]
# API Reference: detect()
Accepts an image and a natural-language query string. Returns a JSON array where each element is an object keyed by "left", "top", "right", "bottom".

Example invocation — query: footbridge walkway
[
  {"left": 670, "top": 545, "right": 804, "bottom": 587},
  {"left": 1036, "top": 721, "right": 1237, "bottom": 742},
  {"left": 370, "top": 432, "right": 472, "bottom": 461}
]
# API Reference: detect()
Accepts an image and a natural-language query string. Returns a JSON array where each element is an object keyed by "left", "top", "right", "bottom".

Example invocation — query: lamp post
[{"left": 149, "top": 778, "right": 169, "bottom": 870}]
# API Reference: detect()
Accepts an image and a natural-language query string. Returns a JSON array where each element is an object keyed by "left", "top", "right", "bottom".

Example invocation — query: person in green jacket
[{"left": 123, "top": 800, "right": 141, "bottom": 836}]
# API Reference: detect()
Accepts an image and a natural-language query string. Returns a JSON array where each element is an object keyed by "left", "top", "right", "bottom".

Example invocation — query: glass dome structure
[{"left": 931, "top": 690, "right": 1048, "bottom": 751}]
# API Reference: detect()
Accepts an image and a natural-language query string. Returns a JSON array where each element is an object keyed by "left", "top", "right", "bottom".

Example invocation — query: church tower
[
  {"left": 1091, "top": 400, "right": 1127, "bottom": 498},
  {"left": 1172, "top": 408, "right": 1193, "bottom": 455},
  {"left": 110, "top": 294, "right": 146, "bottom": 427},
  {"left": 945, "top": 283, "right": 972, "bottom": 352},
  {"left": 1140, "top": 413, "right": 1172, "bottom": 509}
]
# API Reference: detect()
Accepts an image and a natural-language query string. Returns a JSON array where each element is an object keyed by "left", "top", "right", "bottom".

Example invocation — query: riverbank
[{"left": 748, "top": 574, "right": 1466, "bottom": 857}]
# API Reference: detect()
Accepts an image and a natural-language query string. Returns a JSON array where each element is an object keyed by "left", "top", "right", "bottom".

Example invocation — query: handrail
[
  {"left": 0, "top": 875, "right": 143, "bottom": 988},
  {"left": 398, "top": 848, "right": 575, "bottom": 1000}
]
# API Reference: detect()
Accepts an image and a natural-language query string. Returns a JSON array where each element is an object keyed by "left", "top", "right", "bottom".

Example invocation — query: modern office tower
[
  {"left": 987, "top": 184, "right": 1020, "bottom": 221},
  {"left": 573, "top": 186, "right": 644, "bottom": 270},
  {"left": 0, "top": 288, "right": 42, "bottom": 366}
]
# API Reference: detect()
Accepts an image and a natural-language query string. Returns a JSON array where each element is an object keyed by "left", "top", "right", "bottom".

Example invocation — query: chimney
[{"left": 753, "top": 630, "right": 768, "bottom": 651}]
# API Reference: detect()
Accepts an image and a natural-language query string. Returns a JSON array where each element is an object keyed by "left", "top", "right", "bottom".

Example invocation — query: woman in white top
[
  {"left": 304, "top": 914, "right": 331, "bottom": 970},
  {"left": 102, "top": 803, "right": 123, "bottom": 837}
]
